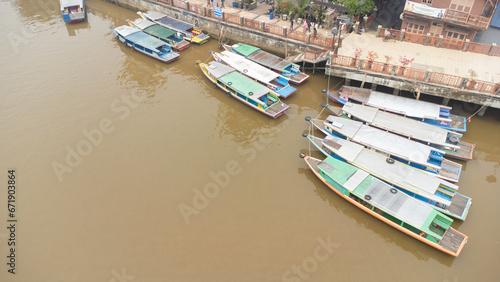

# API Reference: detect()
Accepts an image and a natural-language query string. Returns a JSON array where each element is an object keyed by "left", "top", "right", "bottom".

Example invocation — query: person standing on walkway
[
  {"left": 290, "top": 19, "right": 294, "bottom": 30},
  {"left": 221, "top": 0, "right": 225, "bottom": 8},
  {"left": 211, "top": 0, "right": 214, "bottom": 6},
  {"left": 313, "top": 22, "right": 318, "bottom": 37},
  {"left": 303, "top": 21, "right": 307, "bottom": 33}
]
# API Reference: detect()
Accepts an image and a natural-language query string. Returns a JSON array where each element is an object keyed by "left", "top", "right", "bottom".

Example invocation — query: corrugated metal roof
[
  {"left": 144, "top": 11, "right": 167, "bottom": 21},
  {"left": 247, "top": 50, "right": 291, "bottom": 71},
  {"left": 217, "top": 51, "right": 278, "bottom": 84},
  {"left": 206, "top": 61, "right": 234, "bottom": 79},
  {"left": 131, "top": 18, "right": 156, "bottom": 30},
  {"left": 116, "top": 26, "right": 167, "bottom": 52},
  {"left": 343, "top": 102, "right": 458, "bottom": 148},
  {"left": 61, "top": 0, "right": 84, "bottom": 8},
  {"left": 156, "top": 16, "right": 193, "bottom": 32},
  {"left": 232, "top": 43, "right": 260, "bottom": 56},
  {"left": 219, "top": 71, "right": 268, "bottom": 99},
  {"left": 115, "top": 25, "right": 141, "bottom": 38},
  {"left": 144, "top": 24, "right": 177, "bottom": 39}
]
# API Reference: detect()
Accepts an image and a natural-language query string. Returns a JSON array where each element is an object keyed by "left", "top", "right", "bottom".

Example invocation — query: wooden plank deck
[
  {"left": 455, "top": 141, "right": 475, "bottom": 160},
  {"left": 450, "top": 115, "right": 466, "bottom": 131},
  {"left": 439, "top": 228, "right": 467, "bottom": 255},
  {"left": 266, "top": 102, "right": 288, "bottom": 115},
  {"left": 447, "top": 193, "right": 470, "bottom": 219}
]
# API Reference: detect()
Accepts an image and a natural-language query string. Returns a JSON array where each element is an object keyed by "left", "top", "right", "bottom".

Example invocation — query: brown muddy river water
[{"left": 1, "top": 0, "right": 499, "bottom": 281}]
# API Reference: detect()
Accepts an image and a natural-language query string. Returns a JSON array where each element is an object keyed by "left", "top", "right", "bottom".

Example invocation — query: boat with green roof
[
  {"left": 300, "top": 153, "right": 468, "bottom": 257},
  {"left": 128, "top": 18, "right": 190, "bottom": 52},
  {"left": 198, "top": 61, "right": 289, "bottom": 118},
  {"left": 223, "top": 43, "right": 309, "bottom": 85}
]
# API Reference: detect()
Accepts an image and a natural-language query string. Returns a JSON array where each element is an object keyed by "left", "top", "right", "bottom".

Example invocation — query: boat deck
[
  {"left": 265, "top": 102, "right": 288, "bottom": 115},
  {"left": 325, "top": 104, "right": 344, "bottom": 116},
  {"left": 439, "top": 228, "right": 467, "bottom": 255},
  {"left": 452, "top": 141, "right": 475, "bottom": 160},
  {"left": 447, "top": 193, "right": 471, "bottom": 220},
  {"left": 289, "top": 72, "right": 309, "bottom": 84},
  {"left": 450, "top": 115, "right": 467, "bottom": 131}
]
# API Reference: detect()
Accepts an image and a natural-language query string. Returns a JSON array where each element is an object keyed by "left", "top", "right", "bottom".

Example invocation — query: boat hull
[
  {"left": 198, "top": 63, "right": 289, "bottom": 118},
  {"left": 303, "top": 155, "right": 467, "bottom": 257}
]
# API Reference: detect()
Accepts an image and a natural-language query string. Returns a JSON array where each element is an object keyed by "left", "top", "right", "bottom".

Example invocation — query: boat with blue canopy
[
  {"left": 223, "top": 43, "right": 309, "bottom": 85},
  {"left": 303, "top": 133, "right": 472, "bottom": 221},
  {"left": 300, "top": 153, "right": 468, "bottom": 257},
  {"left": 141, "top": 11, "right": 210, "bottom": 45},
  {"left": 129, "top": 18, "right": 190, "bottom": 52},
  {"left": 198, "top": 61, "right": 289, "bottom": 118},
  {"left": 211, "top": 51, "right": 297, "bottom": 98},
  {"left": 324, "top": 103, "right": 475, "bottom": 160},
  {"left": 328, "top": 86, "right": 467, "bottom": 132},
  {"left": 306, "top": 115, "right": 462, "bottom": 183},
  {"left": 60, "top": 0, "right": 85, "bottom": 23},
  {"left": 112, "top": 25, "right": 179, "bottom": 63}
]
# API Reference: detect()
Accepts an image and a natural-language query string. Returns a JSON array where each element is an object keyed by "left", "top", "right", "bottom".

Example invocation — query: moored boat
[
  {"left": 60, "top": 0, "right": 85, "bottom": 23},
  {"left": 198, "top": 61, "right": 289, "bottom": 118},
  {"left": 141, "top": 11, "right": 210, "bottom": 45},
  {"left": 327, "top": 86, "right": 467, "bottom": 132},
  {"left": 303, "top": 133, "right": 472, "bottom": 221},
  {"left": 112, "top": 26, "right": 179, "bottom": 63},
  {"left": 211, "top": 50, "right": 297, "bottom": 98},
  {"left": 306, "top": 115, "right": 462, "bottom": 183},
  {"left": 300, "top": 153, "right": 468, "bottom": 257},
  {"left": 128, "top": 18, "right": 190, "bottom": 52},
  {"left": 223, "top": 43, "right": 309, "bottom": 85},
  {"left": 325, "top": 103, "right": 475, "bottom": 161}
]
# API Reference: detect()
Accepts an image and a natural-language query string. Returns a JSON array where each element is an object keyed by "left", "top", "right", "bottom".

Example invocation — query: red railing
[
  {"left": 467, "top": 42, "right": 490, "bottom": 55},
  {"left": 443, "top": 10, "right": 489, "bottom": 29},
  {"left": 158, "top": 0, "right": 171, "bottom": 4},
  {"left": 327, "top": 54, "right": 499, "bottom": 95},
  {"left": 244, "top": 18, "right": 261, "bottom": 30},
  {"left": 439, "top": 37, "right": 464, "bottom": 50},
  {"left": 266, "top": 23, "right": 283, "bottom": 36},
  {"left": 310, "top": 35, "right": 334, "bottom": 48},
  {"left": 224, "top": 12, "right": 240, "bottom": 25},
  {"left": 172, "top": 0, "right": 187, "bottom": 9},
  {"left": 287, "top": 30, "right": 307, "bottom": 42},
  {"left": 188, "top": 3, "right": 203, "bottom": 15},
  {"left": 428, "top": 72, "right": 464, "bottom": 88}
]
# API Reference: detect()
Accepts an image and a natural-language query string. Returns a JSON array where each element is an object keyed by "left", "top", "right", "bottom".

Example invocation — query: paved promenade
[
  {"left": 339, "top": 32, "right": 500, "bottom": 83},
  {"left": 188, "top": 0, "right": 498, "bottom": 84}
]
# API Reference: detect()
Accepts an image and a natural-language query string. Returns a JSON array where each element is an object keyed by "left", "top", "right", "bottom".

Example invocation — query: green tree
[
  {"left": 295, "top": 0, "right": 310, "bottom": 19},
  {"left": 337, "top": 0, "right": 375, "bottom": 17}
]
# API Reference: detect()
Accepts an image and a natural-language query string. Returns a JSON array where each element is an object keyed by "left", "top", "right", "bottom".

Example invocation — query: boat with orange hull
[{"left": 300, "top": 153, "right": 468, "bottom": 257}]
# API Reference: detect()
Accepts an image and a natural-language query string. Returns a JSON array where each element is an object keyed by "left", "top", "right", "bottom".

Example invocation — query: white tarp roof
[
  {"left": 61, "top": 0, "right": 84, "bottom": 9},
  {"left": 217, "top": 51, "right": 279, "bottom": 84}
]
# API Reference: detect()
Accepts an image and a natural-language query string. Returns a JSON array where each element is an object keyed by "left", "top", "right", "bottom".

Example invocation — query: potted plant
[
  {"left": 353, "top": 48, "right": 362, "bottom": 66},
  {"left": 399, "top": 55, "right": 414, "bottom": 75},
  {"left": 366, "top": 51, "right": 378, "bottom": 69}
]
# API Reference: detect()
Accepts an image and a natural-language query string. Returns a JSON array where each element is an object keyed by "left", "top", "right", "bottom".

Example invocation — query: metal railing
[{"left": 328, "top": 54, "right": 500, "bottom": 96}]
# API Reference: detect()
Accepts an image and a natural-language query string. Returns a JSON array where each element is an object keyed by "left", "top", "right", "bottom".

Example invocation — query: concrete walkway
[{"left": 340, "top": 32, "right": 500, "bottom": 83}]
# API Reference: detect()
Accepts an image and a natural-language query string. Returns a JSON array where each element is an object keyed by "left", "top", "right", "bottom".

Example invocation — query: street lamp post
[{"left": 308, "top": 1, "right": 314, "bottom": 22}]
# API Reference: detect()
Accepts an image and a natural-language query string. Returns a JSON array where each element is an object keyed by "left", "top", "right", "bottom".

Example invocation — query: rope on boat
[{"left": 467, "top": 104, "right": 486, "bottom": 122}]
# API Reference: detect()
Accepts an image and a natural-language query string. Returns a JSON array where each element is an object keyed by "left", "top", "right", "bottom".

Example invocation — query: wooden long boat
[
  {"left": 303, "top": 133, "right": 472, "bottom": 221},
  {"left": 324, "top": 103, "right": 475, "bottom": 161},
  {"left": 223, "top": 43, "right": 309, "bottom": 85},
  {"left": 129, "top": 18, "right": 190, "bottom": 52},
  {"left": 211, "top": 51, "right": 297, "bottom": 98},
  {"left": 141, "top": 11, "right": 210, "bottom": 45},
  {"left": 300, "top": 153, "right": 468, "bottom": 257},
  {"left": 113, "top": 26, "right": 179, "bottom": 63},
  {"left": 60, "top": 0, "right": 85, "bottom": 23},
  {"left": 198, "top": 61, "right": 289, "bottom": 118},
  {"left": 327, "top": 86, "right": 467, "bottom": 132},
  {"left": 306, "top": 115, "right": 462, "bottom": 183}
]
